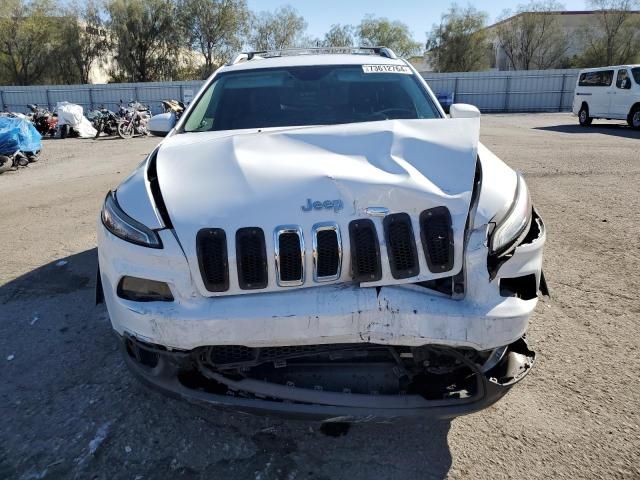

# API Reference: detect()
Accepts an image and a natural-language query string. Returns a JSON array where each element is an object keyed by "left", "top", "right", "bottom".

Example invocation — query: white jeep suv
[{"left": 97, "top": 47, "right": 546, "bottom": 420}]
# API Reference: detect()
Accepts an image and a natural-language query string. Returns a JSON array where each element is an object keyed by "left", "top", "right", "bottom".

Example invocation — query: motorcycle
[
  {"left": 27, "top": 104, "right": 57, "bottom": 137},
  {"left": 117, "top": 100, "right": 150, "bottom": 139},
  {"left": 0, "top": 150, "right": 35, "bottom": 174},
  {"left": 91, "top": 106, "right": 120, "bottom": 139},
  {"left": 161, "top": 99, "right": 185, "bottom": 120}
]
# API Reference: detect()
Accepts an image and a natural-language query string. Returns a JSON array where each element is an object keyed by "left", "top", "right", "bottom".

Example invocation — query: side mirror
[
  {"left": 449, "top": 103, "right": 481, "bottom": 119},
  {"left": 148, "top": 112, "right": 176, "bottom": 137}
]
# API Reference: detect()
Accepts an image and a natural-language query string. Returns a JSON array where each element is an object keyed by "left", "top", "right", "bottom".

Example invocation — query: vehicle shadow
[
  {"left": 0, "top": 248, "right": 453, "bottom": 479},
  {"left": 535, "top": 123, "right": 640, "bottom": 138}
]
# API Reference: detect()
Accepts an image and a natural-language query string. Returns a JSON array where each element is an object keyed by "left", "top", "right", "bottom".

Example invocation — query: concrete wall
[{"left": 0, "top": 68, "right": 581, "bottom": 115}]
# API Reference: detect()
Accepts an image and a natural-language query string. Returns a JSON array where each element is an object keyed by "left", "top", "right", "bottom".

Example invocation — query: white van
[{"left": 572, "top": 65, "right": 640, "bottom": 129}]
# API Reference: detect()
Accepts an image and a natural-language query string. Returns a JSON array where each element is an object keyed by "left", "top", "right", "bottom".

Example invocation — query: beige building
[
  {"left": 82, "top": 24, "right": 204, "bottom": 84},
  {"left": 485, "top": 10, "right": 640, "bottom": 71}
]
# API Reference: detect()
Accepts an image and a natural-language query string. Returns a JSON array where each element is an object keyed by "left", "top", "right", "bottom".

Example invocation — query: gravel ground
[{"left": 1, "top": 114, "right": 639, "bottom": 480}]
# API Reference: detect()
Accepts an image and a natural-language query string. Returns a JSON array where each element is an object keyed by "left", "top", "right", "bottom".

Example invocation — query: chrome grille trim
[
  {"left": 274, "top": 225, "right": 305, "bottom": 287},
  {"left": 312, "top": 222, "right": 342, "bottom": 282}
]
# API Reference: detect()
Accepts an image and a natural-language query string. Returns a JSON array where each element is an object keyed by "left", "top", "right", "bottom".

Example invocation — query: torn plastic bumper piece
[{"left": 120, "top": 334, "right": 535, "bottom": 421}]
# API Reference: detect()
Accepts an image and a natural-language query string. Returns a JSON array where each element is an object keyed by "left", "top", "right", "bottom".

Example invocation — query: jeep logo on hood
[{"left": 301, "top": 199, "right": 344, "bottom": 213}]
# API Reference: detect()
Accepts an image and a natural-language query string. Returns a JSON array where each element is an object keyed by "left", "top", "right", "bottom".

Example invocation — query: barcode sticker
[{"left": 362, "top": 64, "right": 412, "bottom": 74}]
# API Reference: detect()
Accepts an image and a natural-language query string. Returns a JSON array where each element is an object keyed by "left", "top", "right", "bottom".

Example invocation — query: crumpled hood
[{"left": 156, "top": 118, "right": 480, "bottom": 294}]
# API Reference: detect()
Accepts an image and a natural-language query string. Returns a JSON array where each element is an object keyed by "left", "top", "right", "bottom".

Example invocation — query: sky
[{"left": 246, "top": 0, "right": 590, "bottom": 40}]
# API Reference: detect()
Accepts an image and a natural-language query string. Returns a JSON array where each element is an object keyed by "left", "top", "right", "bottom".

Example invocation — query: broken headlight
[
  {"left": 489, "top": 173, "right": 531, "bottom": 257},
  {"left": 101, "top": 191, "right": 162, "bottom": 248}
]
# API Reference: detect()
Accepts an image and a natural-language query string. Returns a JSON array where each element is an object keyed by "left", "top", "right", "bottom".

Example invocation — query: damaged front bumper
[
  {"left": 98, "top": 218, "right": 546, "bottom": 352},
  {"left": 98, "top": 204, "right": 546, "bottom": 419},
  {"left": 121, "top": 333, "right": 535, "bottom": 420}
]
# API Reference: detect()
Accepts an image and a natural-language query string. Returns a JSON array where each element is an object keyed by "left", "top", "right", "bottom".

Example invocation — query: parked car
[
  {"left": 573, "top": 64, "right": 640, "bottom": 129},
  {"left": 98, "top": 47, "right": 547, "bottom": 420}
]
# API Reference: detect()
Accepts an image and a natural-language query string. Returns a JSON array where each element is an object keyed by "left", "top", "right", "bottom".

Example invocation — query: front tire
[
  {"left": 578, "top": 105, "right": 592, "bottom": 127},
  {"left": 117, "top": 121, "right": 134, "bottom": 139},
  {"left": 628, "top": 106, "right": 640, "bottom": 130},
  {"left": 94, "top": 121, "right": 103, "bottom": 139},
  {"left": 0, "top": 155, "right": 13, "bottom": 173}
]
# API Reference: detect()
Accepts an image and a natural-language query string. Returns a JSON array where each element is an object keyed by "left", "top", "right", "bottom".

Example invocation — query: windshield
[
  {"left": 183, "top": 65, "right": 440, "bottom": 132},
  {"left": 633, "top": 68, "right": 640, "bottom": 85}
]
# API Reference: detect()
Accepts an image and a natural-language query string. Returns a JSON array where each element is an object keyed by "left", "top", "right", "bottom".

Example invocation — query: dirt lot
[{"left": 1, "top": 114, "right": 639, "bottom": 480}]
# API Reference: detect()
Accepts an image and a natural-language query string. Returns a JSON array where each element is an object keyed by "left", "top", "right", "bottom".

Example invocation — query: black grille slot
[
  {"left": 420, "top": 207, "right": 454, "bottom": 272},
  {"left": 236, "top": 228, "right": 268, "bottom": 289},
  {"left": 316, "top": 229, "right": 340, "bottom": 278},
  {"left": 208, "top": 345, "right": 255, "bottom": 364},
  {"left": 204, "top": 344, "right": 377, "bottom": 367},
  {"left": 277, "top": 232, "right": 303, "bottom": 282},
  {"left": 349, "top": 219, "right": 382, "bottom": 282},
  {"left": 384, "top": 213, "right": 419, "bottom": 279},
  {"left": 196, "top": 228, "right": 229, "bottom": 292}
]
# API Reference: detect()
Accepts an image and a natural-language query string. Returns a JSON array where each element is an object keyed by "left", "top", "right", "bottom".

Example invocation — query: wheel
[
  {"left": 0, "top": 155, "right": 13, "bottom": 174},
  {"left": 117, "top": 121, "right": 134, "bottom": 139},
  {"left": 16, "top": 153, "right": 29, "bottom": 167},
  {"left": 578, "top": 104, "right": 592, "bottom": 126},
  {"left": 628, "top": 106, "right": 640, "bottom": 130},
  {"left": 94, "top": 120, "right": 103, "bottom": 139}
]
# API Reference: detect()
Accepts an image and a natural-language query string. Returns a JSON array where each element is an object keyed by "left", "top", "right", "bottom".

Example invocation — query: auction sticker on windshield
[{"left": 362, "top": 64, "right": 412, "bottom": 74}]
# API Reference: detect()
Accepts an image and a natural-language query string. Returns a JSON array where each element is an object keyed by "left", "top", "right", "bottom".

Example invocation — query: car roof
[
  {"left": 219, "top": 54, "right": 408, "bottom": 73},
  {"left": 579, "top": 65, "right": 640, "bottom": 73}
]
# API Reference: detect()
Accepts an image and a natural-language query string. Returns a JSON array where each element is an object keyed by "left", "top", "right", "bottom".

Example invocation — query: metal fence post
[
  {"left": 0, "top": 89, "right": 4, "bottom": 110},
  {"left": 558, "top": 73, "right": 567, "bottom": 112},
  {"left": 453, "top": 77, "right": 459, "bottom": 103},
  {"left": 503, "top": 75, "right": 511, "bottom": 113},
  {"left": 45, "top": 88, "right": 52, "bottom": 111},
  {"left": 179, "top": 84, "right": 184, "bottom": 102},
  {"left": 89, "top": 86, "right": 94, "bottom": 110}
]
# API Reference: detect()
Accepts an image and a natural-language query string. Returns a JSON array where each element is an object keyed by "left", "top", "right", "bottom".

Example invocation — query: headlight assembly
[
  {"left": 489, "top": 173, "right": 532, "bottom": 256},
  {"left": 101, "top": 191, "right": 162, "bottom": 248}
]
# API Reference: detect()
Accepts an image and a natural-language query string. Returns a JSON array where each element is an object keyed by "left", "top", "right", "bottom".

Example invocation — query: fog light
[{"left": 117, "top": 276, "right": 174, "bottom": 302}]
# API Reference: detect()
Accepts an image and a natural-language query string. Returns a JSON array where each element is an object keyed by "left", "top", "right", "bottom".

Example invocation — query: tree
[
  {"left": 426, "top": 5, "right": 489, "bottom": 72},
  {"left": 54, "top": 0, "right": 109, "bottom": 84},
  {"left": 575, "top": 0, "right": 640, "bottom": 66},
  {"left": 322, "top": 24, "right": 354, "bottom": 47},
  {"left": 495, "top": 1, "right": 569, "bottom": 70},
  {"left": 357, "top": 16, "right": 421, "bottom": 58},
  {"left": 0, "top": 0, "right": 58, "bottom": 85},
  {"left": 179, "top": 0, "right": 249, "bottom": 77},
  {"left": 106, "top": 0, "right": 183, "bottom": 82},
  {"left": 248, "top": 6, "right": 307, "bottom": 51}
]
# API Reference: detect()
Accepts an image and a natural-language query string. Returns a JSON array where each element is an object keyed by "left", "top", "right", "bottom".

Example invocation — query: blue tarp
[{"left": 0, "top": 117, "right": 42, "bottom": 155}]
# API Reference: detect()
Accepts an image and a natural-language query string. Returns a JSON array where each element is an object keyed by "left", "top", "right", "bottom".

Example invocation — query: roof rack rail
[{"left": 228, "top": 46, "right": 397, "bottom": 65}]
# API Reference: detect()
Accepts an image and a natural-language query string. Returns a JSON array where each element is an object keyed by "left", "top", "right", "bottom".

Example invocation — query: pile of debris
[{"left": 0, "top": 116, "right": 41, "bottom": 174}]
